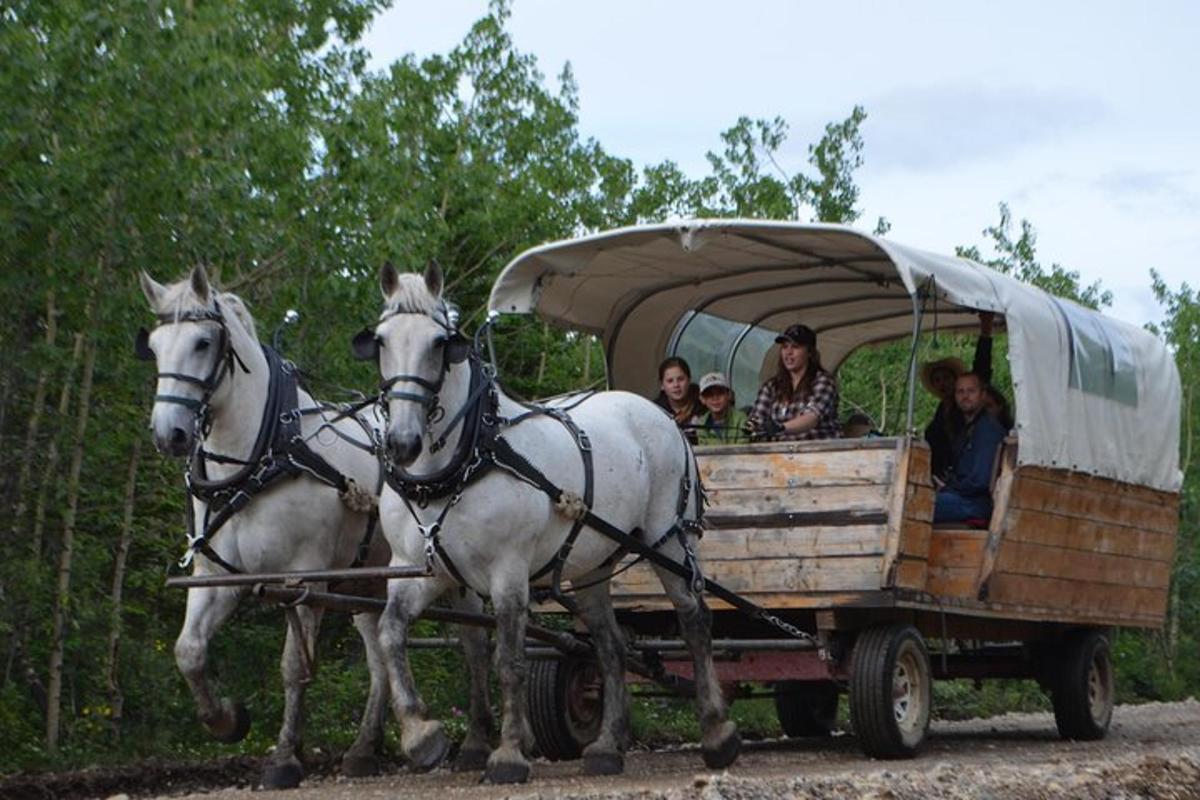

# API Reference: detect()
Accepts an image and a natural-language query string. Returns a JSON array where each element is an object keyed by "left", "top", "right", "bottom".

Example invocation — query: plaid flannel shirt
[{"left": 748, "top": 370, "right": 841, "bottom": 441}]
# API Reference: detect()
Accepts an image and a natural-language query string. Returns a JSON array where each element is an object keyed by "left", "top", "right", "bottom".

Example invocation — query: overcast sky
[{"left": 361, "top": 0, "right": 1199, "bottom": 328}]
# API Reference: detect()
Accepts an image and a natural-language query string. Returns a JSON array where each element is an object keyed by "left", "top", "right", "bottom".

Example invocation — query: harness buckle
[{"left": 577, "top": 430, "right": 592, "bottom": 452}]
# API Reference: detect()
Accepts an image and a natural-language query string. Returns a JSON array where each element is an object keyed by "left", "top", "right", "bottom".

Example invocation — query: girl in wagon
[{"left": 748, "top": 323, "right": 840, "bottom": 441}]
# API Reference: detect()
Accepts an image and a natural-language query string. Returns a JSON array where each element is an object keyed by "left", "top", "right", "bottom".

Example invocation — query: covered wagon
[{"left": 489, "top": 220, "right": 1182, "bottom": 759}]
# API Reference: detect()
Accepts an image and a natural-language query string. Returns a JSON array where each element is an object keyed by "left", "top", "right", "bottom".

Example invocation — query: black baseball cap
[{"left": 775, "top": 323, "right": 817, "bottom": 347}]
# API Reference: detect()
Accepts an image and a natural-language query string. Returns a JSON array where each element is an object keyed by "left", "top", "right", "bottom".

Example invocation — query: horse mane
[
  {"left": 153, "top": 275, "right": 259, "bottom": 342},
  {"left": 383, "top": 273, "right": 449, "bottom": 326}
]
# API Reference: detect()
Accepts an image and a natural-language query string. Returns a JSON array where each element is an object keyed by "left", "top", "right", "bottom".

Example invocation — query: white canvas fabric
[{"left": 489, "top": 220, "right": 1182, "bottom": 491}]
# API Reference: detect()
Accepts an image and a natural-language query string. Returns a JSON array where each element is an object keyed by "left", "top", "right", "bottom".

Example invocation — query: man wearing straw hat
[{"left": 923, "top": 312, "right": 994, "bottom": 481}]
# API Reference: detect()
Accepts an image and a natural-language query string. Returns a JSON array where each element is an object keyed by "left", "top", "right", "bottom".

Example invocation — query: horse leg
[
  {"left": 483, "top": 581, "right": 533, "bottom": 784},
  {"left": 572, "top": 576, "right": 631, "bottom": 775},
  {"left": 174, "top": 586, "right": 251, "bottom": 743},
  {"left": 378, "top": 576, "right": 452, "bottom": 772},
  {"left": 340, "top": 611, "right": 391, "bottom": 778},
  {"left": 650, "top": 543, "right": 741, "bottom": 769},
  {"left": 450, "top": 591, "right": 495, "bottom": 773},
  {"left": 260, "top": 603, "right": 324, "bottom": 789}
]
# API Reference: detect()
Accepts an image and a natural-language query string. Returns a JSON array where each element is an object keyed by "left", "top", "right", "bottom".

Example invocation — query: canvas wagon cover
[{"left": 489, "top": 220, "right": 1182, "bottom": 492}]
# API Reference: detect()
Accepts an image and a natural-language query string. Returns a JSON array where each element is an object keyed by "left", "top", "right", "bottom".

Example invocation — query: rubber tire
[
  {"left": 1051, "top": 629, "right": 1114, "bottom": 741},
  {"left": 774, "top": 681, "right": 839, "bottom": 737},
  {"left": 849, "top": 624, "right": 932, "bottom": 759},
  {"left": 527, "top": 657, "right": 602, "bottom": 761}
]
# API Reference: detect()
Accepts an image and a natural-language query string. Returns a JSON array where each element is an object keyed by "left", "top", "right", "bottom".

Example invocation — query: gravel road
[{"left": 143, "top": 699, "right": 1200, "bottom": 800}]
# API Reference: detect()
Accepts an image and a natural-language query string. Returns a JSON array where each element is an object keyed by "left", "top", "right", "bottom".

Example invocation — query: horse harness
[
  {"left": 137, "top": 304, "right": 382, "bottom": 575},
  {"left": 354, "top": 305, "right": 709, "bottom": 612}
]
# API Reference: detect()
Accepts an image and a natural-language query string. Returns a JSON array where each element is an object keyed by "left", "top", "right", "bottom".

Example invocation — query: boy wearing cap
[
  {"left": 748, "top": 324, "right": 841, "bottom": 441},
  {"left": 696, "top": 372, "right": 748, "bottom": 445}
]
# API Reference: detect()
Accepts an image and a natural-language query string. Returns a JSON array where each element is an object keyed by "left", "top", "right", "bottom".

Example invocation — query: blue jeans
[{"left": 934, "top": 490, "right": 992, "bottom": 523}]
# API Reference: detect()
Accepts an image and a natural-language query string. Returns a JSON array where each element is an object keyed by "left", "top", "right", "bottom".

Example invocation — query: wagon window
[
  {"left": 671, "top": 311, "right": 776, "bottom": 408},
  {"left": 1051, "top": 298, "right": 1138, "bottom": 407}
]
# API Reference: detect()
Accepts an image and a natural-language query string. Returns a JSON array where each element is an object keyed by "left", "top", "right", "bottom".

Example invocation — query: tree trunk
[
  {"left": 583, "top": 335, "right": 592, "bottom": 385},
  {"left": 31, "top": 330, "right": 85, "bottom": 557},
  {"left": 45, "top": 330, "right": 97, "bottom": 752},
  {"left": 535, "top": 323, "right": 548, "bottom": 390},
  {"left": 105, "top": 439, "right": 142, "bottom": 742},
  {"left": 10, "top": 287, "right": 57, "bottom": 540}
]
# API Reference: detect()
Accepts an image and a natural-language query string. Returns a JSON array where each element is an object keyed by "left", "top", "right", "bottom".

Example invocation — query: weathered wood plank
[
  {"left": 1018, "top": 465, "right": 1181, "bottom": 505},
  {"left": 928, "top": 530, "right": 988, "bottom": 569},
  {"left": 880, "top": 439, "right": 913, "bottom": 591},
  {"left": 1004, "top": 508, "right": 1177, "bottom": 561},
  {"left": 892, "top": 557, "right": 928, "bottom": 590},
  {"left": 705, "top": 510, "right": 887, "bottom": 529},
  {"left": 907, "top": 442, "right": 933, "bottom": 488},
  {"left": 897, "top": 518, "right": 932, "bottom": 559},
  {"left": 974, "top": 440, "right": 1019, "bottom": 598},
  {"left": 610, "top": 589, "right": 897, "bottom": 613},
  {"left": 926, "top": 566, "right": 978, "bottom": 600},
  {"left": 986, "top": 572, "right": 1169, "bottom": 619},
  {"left": 698, "top": 449, "right": 896, "bottom": 490},
  {"left": 1009, "top": 473, "right": 1179, "bottom": 533},
  {"left": 610, "top": 555, "right": 884, "bottom": 596},
  {"left": 696, "top": 525, "right": 887, "bottom": 560},
  {"left": 706, "top": 483, "right": 891, "bottom": 516},
  {"left": 994, "top": 540, "right": 1172, "bottom": 589},
  {"left": 695, "top": 437, "right": 901, "bottom": 456},
  {"left": 905, "top": 483, "right": 935, "bottom": 523}
]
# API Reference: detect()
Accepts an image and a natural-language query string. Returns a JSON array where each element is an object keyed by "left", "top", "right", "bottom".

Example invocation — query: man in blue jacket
[{"left": 934, "top": 372, "right": 1006, "bottom": 524}]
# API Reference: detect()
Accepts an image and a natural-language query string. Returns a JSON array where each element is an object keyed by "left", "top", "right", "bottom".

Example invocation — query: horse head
[
  {"left": 355, "top": 260, "right": 469, "bottom": 467},
  {"left": 137, "top": 265, "right": 255, "bottom": 456}
]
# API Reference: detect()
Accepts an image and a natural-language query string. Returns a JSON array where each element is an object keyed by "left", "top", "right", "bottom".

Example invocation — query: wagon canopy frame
[{"left": 488, "top": 219, "right": 1181, "bottom": 492}]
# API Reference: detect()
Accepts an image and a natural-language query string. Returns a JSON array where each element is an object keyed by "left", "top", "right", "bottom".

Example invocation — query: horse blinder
[
  {"left": 135, "top": 327, "right": 154, "bottom": 361},
  {"left": 444, "top": 334, "right": 471, "bottom": 365},
  {"left": 351, "top": 327, "right": 380, "bottom": 361}
]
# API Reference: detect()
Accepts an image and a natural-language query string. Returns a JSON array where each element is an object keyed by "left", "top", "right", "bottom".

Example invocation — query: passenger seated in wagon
[
  {"left": 695, "top": 371, "right": 748, "bottom": 445},
  {"left": 747, "top": 323, "right": 841, "bottom": 441},
  {"left": 923, "top": 311, "right": 995, "bottom": 481},
  {"left": 933, "top": 371, "right": 1006, "bottom": 524}
]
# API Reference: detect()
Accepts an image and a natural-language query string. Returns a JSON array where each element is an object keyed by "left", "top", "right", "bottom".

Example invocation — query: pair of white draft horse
[{"left": 140, "top": 263, "right": 739, "bottom": 786}]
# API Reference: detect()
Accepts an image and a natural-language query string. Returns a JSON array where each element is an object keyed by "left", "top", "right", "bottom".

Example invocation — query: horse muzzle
[
  {"left": 385, "top": 428, "right": 423, "bottom": 466},
  {"left": 151, "top": 409, "right": 196, "bottom": 457}
]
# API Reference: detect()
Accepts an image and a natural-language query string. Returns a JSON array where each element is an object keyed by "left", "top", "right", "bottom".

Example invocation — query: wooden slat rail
[{"left": 610, "top": 439, "right": 900, "bottom": 612}]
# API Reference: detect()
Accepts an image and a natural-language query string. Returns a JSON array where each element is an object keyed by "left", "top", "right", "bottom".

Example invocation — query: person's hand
[
  {"left": 979, "top": 311, "right": 994, "bottom": 336},
  {"left": 932, "top": 475, "right": 946, "bottom": 490},
  {"left": 751, "top": 416, "right": 785, "bottom": 439}
]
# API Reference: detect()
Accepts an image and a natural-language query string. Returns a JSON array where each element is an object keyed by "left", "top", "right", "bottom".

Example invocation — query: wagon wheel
[
  {"left": 1050, "top": 629, "right": 1114, "bottom": 741},
  {"left": 527, "top": 657, "right": 603, "bottom": 761},
  {"left": 773, "top": 681, "right": 839, "bottom": 737},
  {"left": 848, "top": 624, "right": 932, "bottom": 759}
]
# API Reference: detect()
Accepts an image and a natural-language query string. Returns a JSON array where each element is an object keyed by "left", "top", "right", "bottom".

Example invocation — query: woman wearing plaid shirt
[{"left": 747, "top": 324, "right": 841, "bottom": 441}]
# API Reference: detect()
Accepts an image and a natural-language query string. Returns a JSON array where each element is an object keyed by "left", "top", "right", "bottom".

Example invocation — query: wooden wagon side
[{"left": 608, "top": 436, "right": 1179, "bottom": 631}]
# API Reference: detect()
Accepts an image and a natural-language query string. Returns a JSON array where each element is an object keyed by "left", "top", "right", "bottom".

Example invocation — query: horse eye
[{"left": 195, "top": 338, "right": 211, "bottom": 352}]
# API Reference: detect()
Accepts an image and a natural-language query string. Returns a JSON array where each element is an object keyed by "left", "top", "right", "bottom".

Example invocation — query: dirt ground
[{"left": 6, "top": 699, "right": 1199, "bottom": 800}]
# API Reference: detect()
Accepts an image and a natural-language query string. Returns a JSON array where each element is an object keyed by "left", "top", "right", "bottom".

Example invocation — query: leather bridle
[{"left": 135, "top": 300, "right": 249, "bottom": 435}]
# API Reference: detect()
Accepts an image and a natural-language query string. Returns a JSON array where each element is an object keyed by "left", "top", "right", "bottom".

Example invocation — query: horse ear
[
  {"left": 380, "top": 261, "right": 399, "bottom": 300},
  {"left": 423, "top": 259, "right": 443, "bottom": 297},
  {"left": 190, "top": 264, "right": 211, "bottom": 304},
  {"left": 139, "top": 270, "right": 167, "bottom": 310}
]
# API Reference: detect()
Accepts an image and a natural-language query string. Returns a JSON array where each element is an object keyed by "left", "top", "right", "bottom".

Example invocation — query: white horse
[
  {"left": 137, "top": 266, "right": 495, "bottom": 788},
  {"left": 358, "top": 262, "right": 740, "bottom": 784}
]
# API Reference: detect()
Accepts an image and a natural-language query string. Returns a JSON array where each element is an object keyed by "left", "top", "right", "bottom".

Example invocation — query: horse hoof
[
  {"left": 341, "top": 752, "right": 380, "bottom": 778},
  {"left": 209, "top": 701, "right": 251, "bottom": 743},
  {"left": 406, "top": 726, "right": 450, "bottom": 773},
  {"left": 583, "top": 750, "right": 625, "bottom": 776},
  {"left": 482, "top": 760, "right": 530, "bottom": 784},
  {"left": 702, "top": 722, "right": 742, "bottom": 770},
  {"left": 260, "top": 759, "right": 304, "bottom": 790},
  {"left": 452, "top": 747, "right": 490, "bottom": 773}
]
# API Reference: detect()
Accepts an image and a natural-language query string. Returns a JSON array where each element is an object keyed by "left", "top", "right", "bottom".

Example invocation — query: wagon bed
[{"left": 607, "top": 436, "right": 1177, "bottom": 630}]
